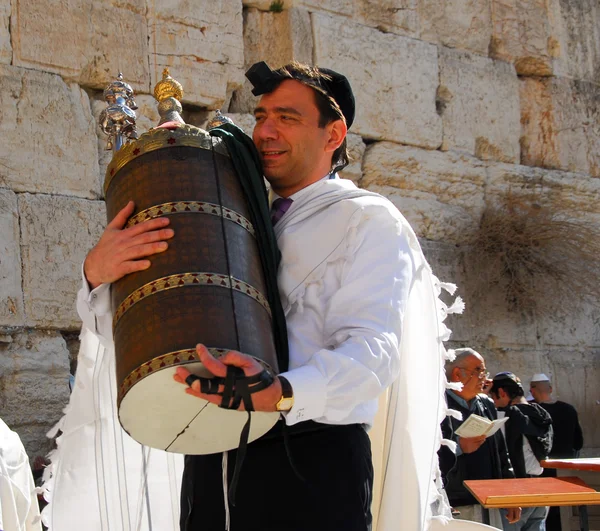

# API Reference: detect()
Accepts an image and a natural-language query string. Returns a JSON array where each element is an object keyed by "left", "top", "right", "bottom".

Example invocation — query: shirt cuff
[
  {"left": 79, "top": 264, "right": 111, "bottom": 315},
  {"left": 279, "top": 365, "right": 327, "bottom": 426}
]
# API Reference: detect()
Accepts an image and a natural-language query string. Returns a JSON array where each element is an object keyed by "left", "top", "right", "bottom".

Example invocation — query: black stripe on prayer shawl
[{"left": 209, "top": 123, "right": 289, "bottom": 372}]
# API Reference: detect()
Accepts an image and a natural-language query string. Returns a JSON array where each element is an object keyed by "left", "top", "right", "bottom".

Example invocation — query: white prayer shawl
[
  {"left": 0, "top": 419, "right": 42, "bottom": 531},
  {"left": 41, "top": 327, "right": 183, "bottom": 531},
  {"left": 275, "top": 178, "right": 460, "bottom": 530}
]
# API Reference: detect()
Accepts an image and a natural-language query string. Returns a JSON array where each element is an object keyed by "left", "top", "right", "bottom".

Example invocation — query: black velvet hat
[
  {"left": 491, "top": 371, "right": 524, "bottom": 394},
  {"left": 245, "top": 61, "right": 355, "bottom": 128}
]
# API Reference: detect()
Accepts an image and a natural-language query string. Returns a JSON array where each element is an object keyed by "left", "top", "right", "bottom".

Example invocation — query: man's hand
[
  {"left": 173, "top": 344, "right": 282, "bottom": 412},
  {"left": 84, "top": 201, "right": 174, "bottom": 289},
  {"left": 505, "top": 507, "right": 522, "bottom": 524},
  {"left": 458, "top": 435, "right": 486, "bottom": 454}
]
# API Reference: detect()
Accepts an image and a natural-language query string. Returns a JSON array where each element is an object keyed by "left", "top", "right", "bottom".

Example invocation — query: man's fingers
[
  {"left": 125, "top": 217, "right": 171, "bottom": 238},
  {"left": 107, "top": 201, "right": 136, "bottom": 230},
  {"left": 120, "top": 241, "right": 169, "bottom": 262},
  {"left": 196, "top": 344, "right": 228, "bottom": 378}
]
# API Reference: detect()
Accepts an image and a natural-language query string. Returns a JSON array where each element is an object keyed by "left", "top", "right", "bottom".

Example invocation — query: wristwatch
[{"left": 275, "top": 376, "right": 294, "bottom": 412}]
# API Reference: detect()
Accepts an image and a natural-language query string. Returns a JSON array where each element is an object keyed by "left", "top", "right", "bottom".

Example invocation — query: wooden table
[
  {"left": 542, "top": 458, "right": 600, "bottom": 473},
  {"left": 464, "top": 477, "right": 600, "bottom": 530}
]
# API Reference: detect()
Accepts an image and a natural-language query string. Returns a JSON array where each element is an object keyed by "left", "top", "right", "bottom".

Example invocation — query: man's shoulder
[{"left": 515, "top": 401, "right": 552, "bottom": 420}]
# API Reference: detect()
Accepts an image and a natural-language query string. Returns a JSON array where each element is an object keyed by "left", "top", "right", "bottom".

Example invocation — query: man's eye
[{"left": 281, "top": 115, "right": 296, "bottom": 122}]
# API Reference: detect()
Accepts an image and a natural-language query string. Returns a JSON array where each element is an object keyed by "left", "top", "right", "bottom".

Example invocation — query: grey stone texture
[
  {"left": 420, "top": 0, "right": 492, "bottom": 55},
  {"left": 313, "top": 13, "right": 442, "bottom": 149},
  {"left": 229, "top": 7, "right": 313, "bottom": 115},
  {"left": 0, "top": 65, "right": 100, "bottom": 199},
  {"left": 0, "top": 188, "right": 24, "bottom": 327},
  {"left": 0, "top": 0, "right": 10, "bottom": 65},
  {"left": 0, "top": 330, "right": 71, "bottom": 458},
  {"left": 11, "top": 0, "right": 149, "bottom": 92},
  {"left": 520, "top": 76, "right": 600, "bottom": 177},
  {"left": 362, "top": 143, "right": 487, "bottom": 243},
  {"left": 19, "top": 194, "right": 105, "bottom": 330},
  {"left": 149, "top": 1, "right": 244, "bottom": 108},
  {"left": 438, "top": 48, "right": 521, "bottom": 163}
]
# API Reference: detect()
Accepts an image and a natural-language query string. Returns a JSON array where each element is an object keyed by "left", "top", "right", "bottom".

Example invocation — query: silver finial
[
  {"left": 99, "top": 73, "right": 139, "bottom": 151},
  {"left": 207, "top": 110, "right": 235, "bottom": 130}
]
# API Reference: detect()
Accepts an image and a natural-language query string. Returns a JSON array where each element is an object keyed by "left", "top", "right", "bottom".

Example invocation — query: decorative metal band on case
[
  {"left": 117, "top": 347, "right": 227, "bottom": 403},
  {"left": 113, "top": 272, "right": 272, "bottom": 328},
  {"left": 104, "top": 124, "right": 229, "bottom": 193},
  {"left": 117, "top": 347, "right": 275, "bottom": 403},
  {"left": 125, "top": 201, "right": 256, "bottom": 237}
]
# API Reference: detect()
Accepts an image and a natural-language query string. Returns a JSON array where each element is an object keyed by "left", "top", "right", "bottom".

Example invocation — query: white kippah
[{"left": 531, "top": 373, "right": 550, "bottom": 382}]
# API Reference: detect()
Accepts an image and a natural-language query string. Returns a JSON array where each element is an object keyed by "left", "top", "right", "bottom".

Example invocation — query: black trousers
[{"left": 180, "top": 423, "right": 373, "bottom": 531}]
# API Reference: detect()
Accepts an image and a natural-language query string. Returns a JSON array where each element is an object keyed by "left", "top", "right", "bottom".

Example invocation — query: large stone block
[
  {"left": 362, "top": 143, "right": 486, "bottom": 242},
  {"left": 0, "top": 330, "right": 70, "bottom": 458},
  {"left": 423, "top": 241, "right": 539, "bottom": 346},
  {"left": 0, "top": 0, "right": 10, "bottom": 65},
  {"left": 520, "top": 77, "right": 600, "bottom": 177},
  {"left": 0, "top": 65, "right": 100, "bottom": 198},
  {"left": 339, "top": 133, "right": 365, "bottom": 185},
  {"left": 420, "top": 0, "right": 492, "bottom": 56},
  {"left": 0, "top": 189, "right": 23, "bottom": 327},
  {"left": 242, "top": 0, "right": 419, "bottom": 37},
  {"left": 149, "top": 1, "right": 244, "bottom": 109},
  {"left": 11, "top": 0, "right": 149, "bottom": 91},
  {"left": 438, "top": 48, "right": 520, "bottom": 163},
  {"left": 313, "top": 13, "right": 442, "bottom": 149},
  {"left": 19, "top": 194, "right": 106, "bottom": 330},
  {"left": 486, "top": 163, "right": 600, "bottom": 224},
  {"left": 229, "top": 7, "right": 313, "bottom": 114},
  {"left": 489, "top": 0, "right": 554, "bottom": 76},
  {"left": 549, "top": 0, "right": 600, "bottom": 83}
]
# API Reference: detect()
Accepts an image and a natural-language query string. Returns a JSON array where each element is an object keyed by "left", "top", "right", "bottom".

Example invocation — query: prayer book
[{"left": 455, "top": 414, "right": 509, "bottom": 438}]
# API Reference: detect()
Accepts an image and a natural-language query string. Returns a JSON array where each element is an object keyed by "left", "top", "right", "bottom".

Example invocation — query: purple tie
[{"left": 270, "top": 197, "right": 293, "bottom": 226}]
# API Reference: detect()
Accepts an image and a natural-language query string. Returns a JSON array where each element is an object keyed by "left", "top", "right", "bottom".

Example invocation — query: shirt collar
[{"left": 269, "top": 173, "right": 338, "bottom": 207}]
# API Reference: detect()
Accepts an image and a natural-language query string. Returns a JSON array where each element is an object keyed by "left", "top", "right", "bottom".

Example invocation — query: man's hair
[
  {"left": 490, "top": 372, "right": 525, "bottom": 400},
  {"left": 272, "top": 62, "right": 350, "bottom": 174},
  {"left": 445, "top": 347, "right": 482, "bottom": 380}
]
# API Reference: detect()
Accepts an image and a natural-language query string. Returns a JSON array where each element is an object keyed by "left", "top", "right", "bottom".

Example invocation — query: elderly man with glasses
[{"left": 439, "top": 348, "right": 521, "bottom": 528}]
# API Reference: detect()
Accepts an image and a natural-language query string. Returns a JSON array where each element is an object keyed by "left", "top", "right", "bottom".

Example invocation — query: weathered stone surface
[
  {"left": 0, "top": 65, "right": 100, "bottom": 198},
  {"left": 438, "top": 48, "right": 520, "bottom": 163},
  {"left": 420, "top": 0, "right": 492, "bottom": 55},
  {"left": 0, "top": 189, "right": 23, "bottom": 327},
  {"left": 486, "top": 163, "right": 600, "bottom": 224},
  {"left": 92, "top": 94, "right": 161, "bottom": 191},
  {"left": 223, "top": 112, "right": 257, "bottom": 137},
  {"left": 362, "top": 143, "right": 486, "bottom": 242},
  {"left": 19, "top": 194, "right": 105, "bottom": 330},
  {"left": 229, "top": 7, "right": 313, "bottom": 114},
  {"left": 149, "top": 2, "right": 244, "bottom": 109},
  {"left": 520, "top": 77, "right": 600, "bottom": 177},
  {"left": 549, "top": 0, "right": 600, "bottom": 83},
  {"left": 423, "top": 241, "right": 539, "bottom": 346},
  {"left": 489, "top": 0, "right": 554, "bottom": 76},
  {"left": 11, "top": 0, "right": 149, "bottom": 91},
  {"left": 0, "top": 0, "right": 11, "bottom": 65},
  {"left": 0, "top": 330, "right": 70, "bottom": 458},
  {"left": 313, "top": 13, "right": 441, "bottom": 148},
  {"left": 243, "top": 0, "right": 419, "bottom": 37}
]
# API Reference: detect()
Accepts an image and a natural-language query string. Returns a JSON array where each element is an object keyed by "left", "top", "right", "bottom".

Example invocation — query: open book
[{"left": 455, "top": 414, "right": 509, "bottom": 438}]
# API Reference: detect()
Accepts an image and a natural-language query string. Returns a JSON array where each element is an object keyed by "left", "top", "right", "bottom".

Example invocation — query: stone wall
[{"left": 0, "top": 0, "right": 598, "bottom": 459}]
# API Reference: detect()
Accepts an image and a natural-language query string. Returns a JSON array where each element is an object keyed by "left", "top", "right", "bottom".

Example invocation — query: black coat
[
  {"left": 539, "top": 401, "right": 583, "bottom": 458},
  {"left": 439, "top": 392, "right": 515, "bottom": 507},
  {"left": 499, "top": 402, "right": 553, "bottom": 478}
]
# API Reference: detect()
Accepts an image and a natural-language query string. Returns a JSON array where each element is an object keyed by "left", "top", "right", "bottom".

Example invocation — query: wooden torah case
[{"left": 104, "top": 124, "right": 279, "bottom": 454}]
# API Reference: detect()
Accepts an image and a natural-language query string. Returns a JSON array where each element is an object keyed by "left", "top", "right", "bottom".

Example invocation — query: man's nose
[{"left": 255, "top": 118, "right": 278, "bottom": 140}]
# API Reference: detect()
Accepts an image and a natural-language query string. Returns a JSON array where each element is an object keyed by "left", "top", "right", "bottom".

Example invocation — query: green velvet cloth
[{"left": 209, "top": 122, "right": 289, "bottom": 372}]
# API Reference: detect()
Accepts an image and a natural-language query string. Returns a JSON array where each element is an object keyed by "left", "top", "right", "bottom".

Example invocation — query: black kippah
[{"left": 245, "top": 61, "right": 355, "bottom": 128}]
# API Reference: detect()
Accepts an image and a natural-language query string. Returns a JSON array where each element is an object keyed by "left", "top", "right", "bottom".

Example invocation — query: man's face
[
  {"left": 453, "top": 354, "right": 487, "bottom": 400},
  {"left": 252, "top": 79, "right": 343, "bottom": 196},
  {"left": 491, "top": 388, "right": 510, "bottom": 408},
  {"left": 530, "top": 381, "right": 551, "bottom": 403}
]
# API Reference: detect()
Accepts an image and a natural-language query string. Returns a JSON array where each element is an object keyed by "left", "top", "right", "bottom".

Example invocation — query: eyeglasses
[{"left": 459, "top": 367, "right": 490, "bottom": 380}]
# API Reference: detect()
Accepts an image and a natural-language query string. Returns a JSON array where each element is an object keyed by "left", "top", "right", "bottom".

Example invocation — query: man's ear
[{"left": 324, "top": 119, "right": 347, "bottom": 153}]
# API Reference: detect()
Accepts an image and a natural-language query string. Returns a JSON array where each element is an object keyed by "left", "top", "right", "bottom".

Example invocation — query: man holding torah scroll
[
  {"left": 79, "top": 61, "right": 458, "bottom": 531},
  {"left": 440, "top": 348, "right": 521, "bottom": 526}
]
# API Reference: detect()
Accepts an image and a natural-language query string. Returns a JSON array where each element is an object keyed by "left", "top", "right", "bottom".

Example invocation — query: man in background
[
  {"left": 440, "top": 348, "right": 520, "bottom": 528},
  {"left": 490, "top": 372, "right": 553, "bottom": 531},
  {"left": 530, "top": 373, "right": 584, "bottom": 531}
]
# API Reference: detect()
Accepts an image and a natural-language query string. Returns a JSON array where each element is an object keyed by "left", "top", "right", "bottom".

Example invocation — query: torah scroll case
[{"left": 100, "top": 70, "right": 282, "bottom": 454}]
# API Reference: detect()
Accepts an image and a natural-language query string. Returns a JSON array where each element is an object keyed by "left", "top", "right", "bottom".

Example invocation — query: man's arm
[
  {"left": 505, "top": 403, "right": 552, "bottom": 437},
  {"left": 77, "top": 201, "right": 174, "bottom": 342}
]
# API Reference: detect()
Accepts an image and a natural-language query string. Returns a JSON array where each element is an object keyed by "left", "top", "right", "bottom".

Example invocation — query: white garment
[
  {"left": 40, "top": 327, "right": 184, "bottom": 531},
  {"left": 0, "top": 418, "right": 42, "bottom": 531}
]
